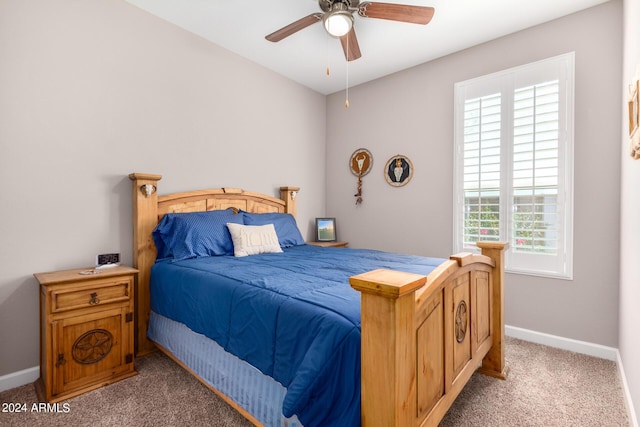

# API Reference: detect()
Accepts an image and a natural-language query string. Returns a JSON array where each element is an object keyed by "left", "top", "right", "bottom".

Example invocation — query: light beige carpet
[
  {"left": 0, "top": 337, "right": 629, "bottom": 426},
  {"left": 440, "top": 337, "right": 629, "bottom": 426}
]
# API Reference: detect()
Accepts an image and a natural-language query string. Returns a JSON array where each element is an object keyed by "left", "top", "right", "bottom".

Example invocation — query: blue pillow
[
  {"left": 153, "top": 210, "right": 244, "bottom": 261},
  {"left": 241, "top": 212, "right": 305, "bottom": 248}
]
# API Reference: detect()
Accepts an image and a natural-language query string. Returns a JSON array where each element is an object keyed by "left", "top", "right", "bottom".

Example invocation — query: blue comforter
[{"left": 150, "top": 245, "right": 444, "bottom": 427}]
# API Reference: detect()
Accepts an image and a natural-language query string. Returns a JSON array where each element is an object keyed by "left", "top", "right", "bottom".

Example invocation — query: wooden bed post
[
  {"left": 350, "top": 269, "right": 427, "bottom": 427},
  {"left": 476, "top": 241, "right": 509, "bottom": 380},
  {"left": 128, "top": 173, "right": 162, "bottom": 356},
  {"left": 279, "top": 186, "right": 300, "bottom": 217}
]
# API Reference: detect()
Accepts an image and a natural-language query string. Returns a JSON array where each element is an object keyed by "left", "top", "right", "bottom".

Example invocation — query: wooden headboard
[{"left": 128, "top": 173, "right": 300, "bottom": 356}]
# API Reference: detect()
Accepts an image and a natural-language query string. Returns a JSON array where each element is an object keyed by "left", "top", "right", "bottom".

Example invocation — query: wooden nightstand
[
  {"left": 34, "top": 265, "right": 138, "bottom": 402},
  {"left": 307, "top": 241, "right": 349, "bottom": 248}
]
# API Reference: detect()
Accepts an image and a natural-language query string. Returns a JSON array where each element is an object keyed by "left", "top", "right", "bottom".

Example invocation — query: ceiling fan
[{"left": 265, "top": 0, "right": 435, "bottom": 62}]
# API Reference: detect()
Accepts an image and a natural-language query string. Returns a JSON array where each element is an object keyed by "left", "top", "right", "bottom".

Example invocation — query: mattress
[
  {"left": 150, "top": 245, "right": 445, "bottom": 426},
  {"left": 148, "top": 311, "right": 302, "bottom": 427}
]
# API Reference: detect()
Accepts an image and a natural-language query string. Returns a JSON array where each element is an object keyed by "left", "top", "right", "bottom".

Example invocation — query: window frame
[{"left": 453, "top": 53, "right": 575, "bottom": 280}]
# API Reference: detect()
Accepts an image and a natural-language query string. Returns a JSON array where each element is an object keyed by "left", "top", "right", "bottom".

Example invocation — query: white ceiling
[{"left": 125, "top": 0, "right": 608, "bottom": 95}]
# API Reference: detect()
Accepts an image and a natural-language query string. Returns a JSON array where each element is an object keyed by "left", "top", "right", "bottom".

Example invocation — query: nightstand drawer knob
[{"left": 89, "top": 292, "right": 100, "bottom": 305}]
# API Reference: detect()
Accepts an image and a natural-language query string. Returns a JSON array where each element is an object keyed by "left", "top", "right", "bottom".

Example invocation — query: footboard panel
[
  {"left": 452, "top": 273, "right": 472, "bottom": 380},
  {"left": 350, "top": 242, "right": 507, "bottom": 427},
  {"left": 416, "top": 289, "right": 445, "bottom": 419}
]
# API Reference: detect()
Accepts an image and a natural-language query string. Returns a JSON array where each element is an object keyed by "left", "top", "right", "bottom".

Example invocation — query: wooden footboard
[{"left": 350, "top": 242, "right": 508, "bottom": 427}]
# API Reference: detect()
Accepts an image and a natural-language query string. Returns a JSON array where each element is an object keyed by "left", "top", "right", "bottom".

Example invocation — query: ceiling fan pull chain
[
  {"left": 326, "top": 33, "right": 331, "bottom": 76},
  {"left": 345, "top": 33, "right": 350, "bottom": 108}
]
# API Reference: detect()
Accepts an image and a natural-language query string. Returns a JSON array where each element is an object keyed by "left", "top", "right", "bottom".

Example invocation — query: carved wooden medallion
[
  {"left": 455, "top": 300, "right": 468, "bottom": 343},
  {"left": 72, "top": 329, "right": 113, "bottom": 364}
]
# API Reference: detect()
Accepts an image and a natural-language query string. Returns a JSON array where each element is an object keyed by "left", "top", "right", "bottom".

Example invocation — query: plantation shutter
[
  {"left": 462, "top": 93, "right": 502, "bottom": 250},
  {"left": 454, "top": 53, "right": 574, "bottom": 279},
  {"left": 512, "top": 81, "right": 560, "bottom": 255}
]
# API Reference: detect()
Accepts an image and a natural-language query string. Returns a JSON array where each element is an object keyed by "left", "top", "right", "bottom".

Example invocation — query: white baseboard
[
  {"left": 616, "top": 350, "right": 639, "bottom": 427},
  {"left": 0, "top": 366, "right": 39, "bottom": 393},
  {"left": 505, "top": 324, "right": 618, "bottom": 361}
]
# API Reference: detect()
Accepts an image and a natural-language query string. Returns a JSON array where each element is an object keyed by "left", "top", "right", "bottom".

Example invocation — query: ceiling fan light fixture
[{"left": 323, "top": 4, "right": 353, "bottom": 38}]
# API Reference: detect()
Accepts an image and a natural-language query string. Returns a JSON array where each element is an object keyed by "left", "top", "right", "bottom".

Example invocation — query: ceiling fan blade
[
  {"left": 265, "top": 13, "right": 323, "bottom": 42},
  {"left": 358, "top": 2, "right": 435, "bottom": 25},
  {"left": 340, "top": 28, "right": 362, "bottom": 62}
]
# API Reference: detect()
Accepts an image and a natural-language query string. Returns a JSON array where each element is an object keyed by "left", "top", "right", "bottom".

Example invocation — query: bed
[{"left": 129, "top": 173, "right": 508, "bottom": 427}]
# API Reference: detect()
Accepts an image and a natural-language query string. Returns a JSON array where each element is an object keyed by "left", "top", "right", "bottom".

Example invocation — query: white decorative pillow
[{"left": 226, "top": 223, "right": 283, "bottom": 257}]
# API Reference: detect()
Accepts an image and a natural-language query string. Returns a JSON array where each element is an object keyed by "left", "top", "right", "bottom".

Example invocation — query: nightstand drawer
[{"left": 51, "top": 278, "right": 132, "bottom": 313}]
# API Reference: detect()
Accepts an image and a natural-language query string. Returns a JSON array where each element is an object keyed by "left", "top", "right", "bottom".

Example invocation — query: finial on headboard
[{"left": 279, "top": 186, "right": 300, "bottom": 218}]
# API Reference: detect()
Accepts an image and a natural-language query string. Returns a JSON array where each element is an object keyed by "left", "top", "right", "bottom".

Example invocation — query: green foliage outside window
[{"left": 464, "top": 195, "right": 555, "bottom": 254}]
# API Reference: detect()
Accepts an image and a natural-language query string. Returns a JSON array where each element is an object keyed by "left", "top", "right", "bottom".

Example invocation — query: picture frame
[
  {"left": 629, "top": 79, "right": 640, "bottom": 159},
  {"left": 384, "top": 154, "right": 414, "bottom": 187},
  {"left": 628, "top": 80, "right": 638, "bottom": 137},
  {"left": 315, "top": 218, "right": 337, "bottom": 242}
]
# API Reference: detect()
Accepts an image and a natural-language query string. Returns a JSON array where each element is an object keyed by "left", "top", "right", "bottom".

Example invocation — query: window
[{"left": 453, "top": 53, "right": 574, "bottom": 279}]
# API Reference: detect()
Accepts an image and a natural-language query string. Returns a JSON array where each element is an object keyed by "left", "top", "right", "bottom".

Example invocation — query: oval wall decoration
[{"left": 384, "top": 154, "right": 413, "bottom": 187}]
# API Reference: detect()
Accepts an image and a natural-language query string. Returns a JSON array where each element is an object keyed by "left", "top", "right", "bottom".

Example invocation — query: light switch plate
[{"left": 96, "top": 253, "right": 120, "bottom": 266}]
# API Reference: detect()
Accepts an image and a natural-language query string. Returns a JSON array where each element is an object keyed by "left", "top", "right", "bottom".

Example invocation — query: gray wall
[
  {"left": 326, "top": 2, "right": 622, "bottom": 347},
  {"left": 620, "top": 0, "right": 640, "bottom": 422},
  {"left": 0, "top": 0, "right": 326, "bottom": 376}
]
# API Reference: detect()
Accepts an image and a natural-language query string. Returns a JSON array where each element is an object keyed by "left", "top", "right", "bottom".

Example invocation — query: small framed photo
[
  {"left": 628, "top": 81, "right": 638, "bottom": 137},
  {"left": 628, "top": 79, "right": 640, "bottom": 159},
  {"left": 315, "top": 218, "right": 337, "bottom": 242}
]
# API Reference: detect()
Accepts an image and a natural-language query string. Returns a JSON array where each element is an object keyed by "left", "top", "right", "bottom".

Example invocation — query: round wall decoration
[
  {"left": 349, "top": 148, "right": 373, "bottom": 205},
  {"left": 349, "top": 148, "right": 373, "bottom": 176},
  {"left": 384, "top": 154, "right": 413, "bottom": 187}
]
